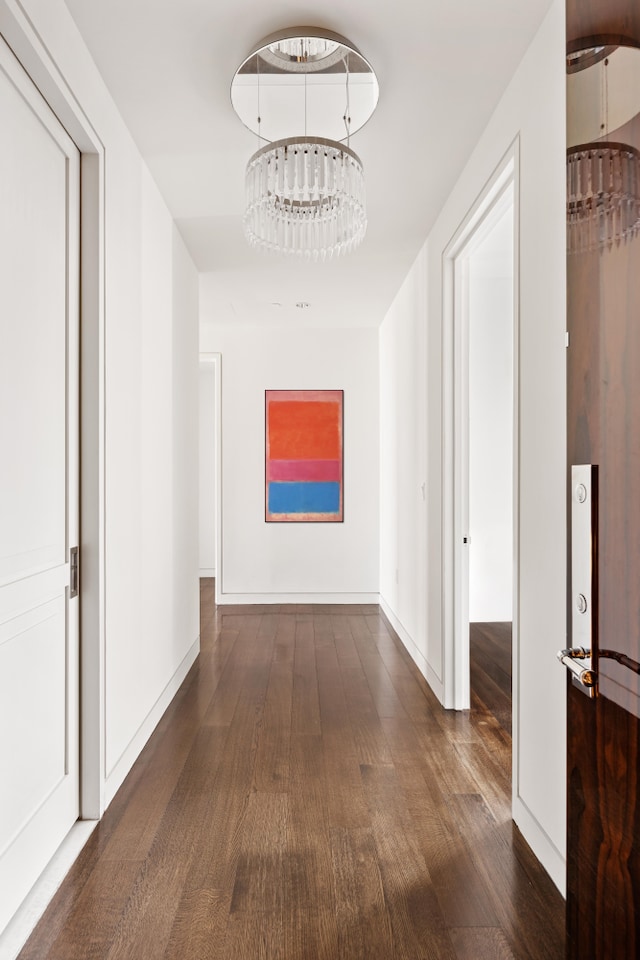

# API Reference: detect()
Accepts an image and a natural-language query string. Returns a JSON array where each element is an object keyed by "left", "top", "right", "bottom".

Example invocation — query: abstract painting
[{"left": 265, "top": 390, "right": 344, "bottom": 522}]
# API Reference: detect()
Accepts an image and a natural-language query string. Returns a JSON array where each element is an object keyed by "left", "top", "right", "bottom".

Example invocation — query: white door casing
[
  {"left": 442, "top": 146, "right": 518, "bottom": 712},
  {"left": 0, "top": 34, "right": 80, "bottom": 934},
  {"left": 199, "top": 353, "right": 222, "bottom": 600}
]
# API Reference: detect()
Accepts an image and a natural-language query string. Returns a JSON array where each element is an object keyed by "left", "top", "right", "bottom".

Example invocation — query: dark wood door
[{"left": 565, "top": 3, "right": 640, "bottom": 955}]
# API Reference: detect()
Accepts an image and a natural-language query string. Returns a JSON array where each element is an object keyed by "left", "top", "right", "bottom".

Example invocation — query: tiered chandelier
[
  {"left": 567, "top": 142, "right": 640, "bottom": 254},
  {"left": 231, "top": 28, "right": 379, "bottom": 260},
  {"left": 566, "top": 44, "right": 640, "bottom": 254}
]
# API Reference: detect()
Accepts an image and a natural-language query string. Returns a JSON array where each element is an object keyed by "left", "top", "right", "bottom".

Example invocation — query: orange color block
[{"left": 268, "top": 400, "right": 341, "bottom": 461}]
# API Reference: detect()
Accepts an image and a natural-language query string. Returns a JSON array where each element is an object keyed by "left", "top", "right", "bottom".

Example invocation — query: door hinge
[{"left": 69, "top": 546, "right": 79, "bottom": 599}]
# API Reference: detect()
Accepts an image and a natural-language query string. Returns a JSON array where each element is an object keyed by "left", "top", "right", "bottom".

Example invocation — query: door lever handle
[{"left": 557, "top": 647, "right": 597, "bottom": 696}]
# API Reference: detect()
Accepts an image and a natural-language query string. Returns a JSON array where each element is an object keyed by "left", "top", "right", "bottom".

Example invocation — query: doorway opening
[
  {"left": 443, "top": 145, "right": 519, "bottom": 769},
  {"left": 465, "top": 198, "right": 515, "bottom": 738},
  {"left": 199, "top": 354, "right": 222, "bottom": 607}
]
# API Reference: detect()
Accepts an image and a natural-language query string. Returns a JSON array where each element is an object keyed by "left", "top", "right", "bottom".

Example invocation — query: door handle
[{"left": 557, "top": 646, "right": 597, "bottom": 695}]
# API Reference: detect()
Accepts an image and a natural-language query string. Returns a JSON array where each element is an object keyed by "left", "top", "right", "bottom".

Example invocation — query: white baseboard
[
  {"left": 379, "top": 596, "right": 447, "bottom": 702},
  {"left": 379, "top": 597, "right": 428, "bottom": 676},
  {"left": 0, "top": 636, "right": 202, "bottom": 957},
  {"left": 0, "top": 821, "right": 97, "bottom": 960},
  {"left": 215, "top": 592, "right": 380, "bottom": 605},
  {"left": 379, "top": 594, "right": 566, "bottom": 897},
  {"left": 512, "top": 796, "right": 566, "bottom": 896},
  {"left": 199, "top": 568, "right": 216, "bottom": 578},
  {"left": 104, "top": 636, "right": 200, "bottom": 807}
]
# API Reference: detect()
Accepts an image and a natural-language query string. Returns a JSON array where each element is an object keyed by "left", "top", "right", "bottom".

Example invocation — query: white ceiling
[{"left": 63, "top": 0, "right": 553, "bottom": 327}]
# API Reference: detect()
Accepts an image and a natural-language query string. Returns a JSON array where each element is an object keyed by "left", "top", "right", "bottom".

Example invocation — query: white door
[{"left": 0, "top": 35, "right": 80, "bottom": 934}]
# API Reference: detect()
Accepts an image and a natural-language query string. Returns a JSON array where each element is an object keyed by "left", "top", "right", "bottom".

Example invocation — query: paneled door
[
  {"left": 564, "top": 38, "right": 640, "bottom": 958},
  {"left": 0, "top": 35, "right": 80, "bottom": 934}
]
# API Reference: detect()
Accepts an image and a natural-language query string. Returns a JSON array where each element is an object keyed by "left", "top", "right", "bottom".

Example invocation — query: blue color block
[{"left": 269, "top": 481, "right": 340, "bottom": 515}]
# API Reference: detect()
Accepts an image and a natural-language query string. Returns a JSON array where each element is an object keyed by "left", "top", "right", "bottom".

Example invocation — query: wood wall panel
[
  {"left": 566, "top": 1, "right": 640, "bottom": 957},
  {"left": 566, "top": 0, "right": 640, "bottom": 47}
]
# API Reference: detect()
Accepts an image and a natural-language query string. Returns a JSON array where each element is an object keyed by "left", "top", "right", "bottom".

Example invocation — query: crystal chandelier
[
  {"left": 244, "top": 138, "right": 366, "bottom": 259},
  {"left": 566, "top": 44, "right": 640, "bottom": 254},
  {"left": 260, "top": 37, "right": 343, "bottom": 71},
  {"left": 231, "top": 28, "right": 378, "bottom": 260},
  {"left": 567, "top": 143, "right": 640, "bottom": 254}
]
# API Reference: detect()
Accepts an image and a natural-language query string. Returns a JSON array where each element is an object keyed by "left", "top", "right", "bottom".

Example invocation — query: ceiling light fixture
[
  {"left": 260, "top": 37, "right": 343, "bottom": 71},
  {"left": 231, "top": 27, "right": 379, "bottom": 261},
  {"left": 566, "top": 43, "right": 640, "bottom": 254}
]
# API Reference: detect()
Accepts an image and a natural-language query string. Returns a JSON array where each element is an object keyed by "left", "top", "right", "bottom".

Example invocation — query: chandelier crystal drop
[
  {"left": 567, "top": 143, "right": 640, "bottom": 254},
  {"left": 262, "top": 37, "right": 342, "bottom": 69},
  {"left": 566, "top": 43, "right": 640, "bottom": 254},
  {"left": 231, "top": 28, "right": 378, "bottom": 260},
  {"left": 244, "top": 137, "right": 366, "bottom": 260}
]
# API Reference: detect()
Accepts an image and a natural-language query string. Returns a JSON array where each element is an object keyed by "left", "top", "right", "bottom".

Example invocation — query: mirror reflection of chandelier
[
  {"left": 231, "top": 27, "right": 379, "bottom": 260},
  {"left": 261, "top": 37, "right": 342, "bottom": 71},
  {"left": 567, "top": 142, "right": 640, "bottom": 253},
  {"left": 566, "top": 43, "right": 640, "bottom": 254}
]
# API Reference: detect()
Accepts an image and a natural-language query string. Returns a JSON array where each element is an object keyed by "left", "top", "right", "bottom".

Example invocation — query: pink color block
[{"left": 269, "top": 459, "right": 341, "bottom": 482}]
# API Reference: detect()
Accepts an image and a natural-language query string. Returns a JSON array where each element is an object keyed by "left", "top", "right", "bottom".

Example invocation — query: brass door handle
[{"left": 557, "top": 647, "right": 597, "bottom": 696}]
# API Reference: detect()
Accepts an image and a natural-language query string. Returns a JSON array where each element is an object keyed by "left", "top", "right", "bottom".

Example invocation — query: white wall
[
  {"left": 200, "top": 322, "right": 379, "bottom": 603},
  {"left": 468, "top": 212, "right": 513, "bottom": 622},
  {"left": 199, "top": 363, "right": 216, "bottom": 576},
  {"left": 379, "top": 247, "right": 429, "bottom": 671},
  {"left": 379, "top": 0, "right": 567, "bottom": 892},
  {"left": 172, "top": 231, "right": 200, "bottom": 671},
  {"left": 99, "top": 98, "right": 200, "bottom": 799},
  {"left": 8, "top": 0, "right": 201, "bottom": 806}
]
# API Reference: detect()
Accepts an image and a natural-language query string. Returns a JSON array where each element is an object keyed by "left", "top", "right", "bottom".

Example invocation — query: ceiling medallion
[
  {"left": 566, "top": 44, "right": 640, "bottom": 254},
  {"left": 231, "top": 27, "right": 379, "bottom": 260}
]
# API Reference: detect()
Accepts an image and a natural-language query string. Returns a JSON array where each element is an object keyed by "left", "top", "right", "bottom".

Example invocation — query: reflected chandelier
[
  {"left": 231, "top": 28, "right": 378, "bottom": 260},
  {"left": 566, "top": 45, "right": 640, "bottom": 254},
  {"left": 567, "top": 143, "right": 640, "bottom": 254}
]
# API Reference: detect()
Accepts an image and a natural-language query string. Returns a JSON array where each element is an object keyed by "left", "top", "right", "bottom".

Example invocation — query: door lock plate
[
  {"left": 567, "top": 465, "right": 598, "bottom": 697},
  {"left": 69, "top": 546, "right": 79, "bottom": 599}
]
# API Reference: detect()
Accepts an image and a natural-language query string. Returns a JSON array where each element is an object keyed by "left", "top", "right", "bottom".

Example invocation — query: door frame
[
  {"left": 0, "top": 1, "right": 107, "bottom": 819},
  {"left": 442, "top": 139, "right": 520, "bottom": 721},
  {"left": 199, "top": 353, "right": 222, "bottom": 603}
]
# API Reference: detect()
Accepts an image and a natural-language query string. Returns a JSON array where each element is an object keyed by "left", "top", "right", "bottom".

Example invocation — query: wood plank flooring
[
  {"left": 470, "top": 622, "right": 512, "bottom": 736},
  {"left": 19, "top": 583, "right": 564, "bottom": 959}
]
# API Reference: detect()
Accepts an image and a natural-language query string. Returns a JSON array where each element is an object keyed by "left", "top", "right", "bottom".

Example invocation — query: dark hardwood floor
[
  {"left": 470, "top": 622, "right": 512, "bottom": 736},
  {"left": 19, "top": 584, "right": 564, "bottom": 959}
]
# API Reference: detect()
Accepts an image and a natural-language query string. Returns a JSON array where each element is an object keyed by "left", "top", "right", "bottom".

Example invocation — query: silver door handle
[{"left": 557, "top": 646, "right": 597, "bottom": 695}]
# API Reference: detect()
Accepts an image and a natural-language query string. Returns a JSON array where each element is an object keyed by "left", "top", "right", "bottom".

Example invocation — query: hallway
[{"left": 19, "top": 582, "right": 564, "bottom": 959}]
